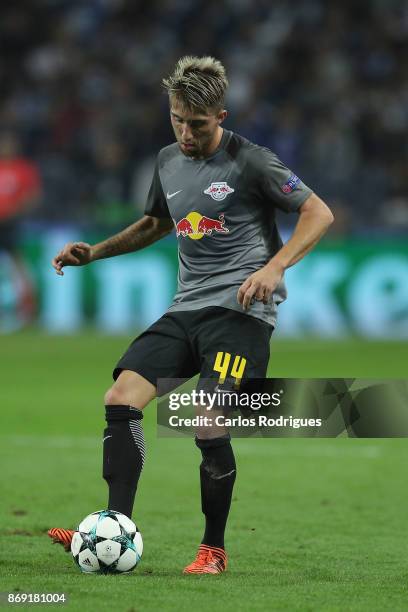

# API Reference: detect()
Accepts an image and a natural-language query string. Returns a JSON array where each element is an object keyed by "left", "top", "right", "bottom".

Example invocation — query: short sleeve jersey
[{"left": 145, "top": 129, "right": 312, "bottom": 327}]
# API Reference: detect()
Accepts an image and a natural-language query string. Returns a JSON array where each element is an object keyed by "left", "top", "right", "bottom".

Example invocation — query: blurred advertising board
[{"left": 1, "top": 231, "right": 407, "bottom": 338}]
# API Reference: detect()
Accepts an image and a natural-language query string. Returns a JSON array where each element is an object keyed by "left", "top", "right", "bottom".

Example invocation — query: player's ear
[{"left": 218, "top": 109, "right": 228, "bottom": 125}]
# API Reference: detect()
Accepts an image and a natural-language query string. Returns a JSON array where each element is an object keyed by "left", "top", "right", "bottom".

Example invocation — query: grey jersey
[{"left": 145, "top": 129, "right": 312, "bottom": 327}]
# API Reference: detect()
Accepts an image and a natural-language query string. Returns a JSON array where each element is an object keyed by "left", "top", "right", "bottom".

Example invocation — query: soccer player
[{"left": 48, "top": 56, "right": 333, "bottom": 574}]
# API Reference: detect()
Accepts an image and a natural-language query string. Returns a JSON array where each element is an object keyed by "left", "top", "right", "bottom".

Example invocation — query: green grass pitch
[{"left": 1, "top": 333, "right": 407, "bottom": 611}]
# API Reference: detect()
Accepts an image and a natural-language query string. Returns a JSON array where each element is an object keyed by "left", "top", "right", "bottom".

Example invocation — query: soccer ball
[{"left": 71, "top": 510, "right": 143, "bottom": 574}]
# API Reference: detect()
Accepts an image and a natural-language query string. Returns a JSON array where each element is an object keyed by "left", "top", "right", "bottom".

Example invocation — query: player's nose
[{"left": 181, "top": 124, "right": 193, "bottom": 141}]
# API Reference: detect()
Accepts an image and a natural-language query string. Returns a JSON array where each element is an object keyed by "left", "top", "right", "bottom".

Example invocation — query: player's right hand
[{"left": 52, "top": 242, "right": 93, "bottom": 276}]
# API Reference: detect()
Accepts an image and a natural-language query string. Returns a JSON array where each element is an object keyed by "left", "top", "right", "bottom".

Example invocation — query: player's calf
[
  {"left": 196, "top": 435, "right": 236, "bottom": 549},
  {"left": 102, "top": 370, "right": 155, "bottom": 518},
  {"left": 103, "top": 405, "right": 145, "bottom": 519}
]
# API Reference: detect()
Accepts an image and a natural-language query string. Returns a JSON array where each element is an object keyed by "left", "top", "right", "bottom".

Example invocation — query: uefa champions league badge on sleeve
[{"left": 281, "top": 174, "right": 300, "bottom": 193}]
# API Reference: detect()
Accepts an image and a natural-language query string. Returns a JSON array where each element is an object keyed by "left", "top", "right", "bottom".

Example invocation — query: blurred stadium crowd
[{"left": 1, "top": 0, "right": 408, "bottom": 237}]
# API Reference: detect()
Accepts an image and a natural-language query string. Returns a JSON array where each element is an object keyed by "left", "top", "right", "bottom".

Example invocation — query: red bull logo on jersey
[
  {"left": 204, "top": 182, "right": 235, "bottom": 201},
  {"left": 174, "top": 212, "right": 229, "bottom": 240}
]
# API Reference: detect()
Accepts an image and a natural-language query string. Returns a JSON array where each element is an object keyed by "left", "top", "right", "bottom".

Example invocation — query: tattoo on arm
[{"left": 91, "top": 216, "right": 173, "bottom": 261}]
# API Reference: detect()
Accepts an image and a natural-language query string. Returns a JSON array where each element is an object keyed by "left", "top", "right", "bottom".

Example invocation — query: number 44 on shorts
[{"left": 213, "top": 351, "right": 247, "bottom": 387}]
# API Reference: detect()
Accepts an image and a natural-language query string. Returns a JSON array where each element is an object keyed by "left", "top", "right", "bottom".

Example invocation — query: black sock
[
  {"left": 103, "top": 405, "right": 146, "bottom": 519},
  {"left": 196, "top": 435, "right": 236, "bottom": 549}
]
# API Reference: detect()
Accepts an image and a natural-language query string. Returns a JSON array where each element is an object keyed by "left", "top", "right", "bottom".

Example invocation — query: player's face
[{"left": 170, "top": 102, "right": 227, "bottom": 159}]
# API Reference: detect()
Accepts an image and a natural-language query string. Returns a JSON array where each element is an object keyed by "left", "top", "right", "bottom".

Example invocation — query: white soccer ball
[{"left": 71, "top": 510, "right": 143, "bottom": 574}]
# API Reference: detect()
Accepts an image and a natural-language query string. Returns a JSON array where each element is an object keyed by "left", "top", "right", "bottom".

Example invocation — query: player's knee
[
  {"left": 104, "top": 382, "right": 150, "bottom": 409},
  {"left": 195, "top": 420, "right": 228, "bottom": 440},
  {"left": 195, "top": 426, "right": 218, "bottom": 440},
  {"left": 104, "top": 370, "right": 155, "bottom": 409},
  {"left": 104, "top": 385, "right": 128, "bottom": 406}
]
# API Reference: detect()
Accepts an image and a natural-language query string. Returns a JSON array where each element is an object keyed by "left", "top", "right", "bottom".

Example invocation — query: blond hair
[{"left": 162, "top": 56, "right": 228, "bottom": 113}]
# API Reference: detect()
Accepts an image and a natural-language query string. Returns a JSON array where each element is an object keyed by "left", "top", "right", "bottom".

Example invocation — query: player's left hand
[{"left": 237, "top": 262, "right": 284, "bottom": 310}]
